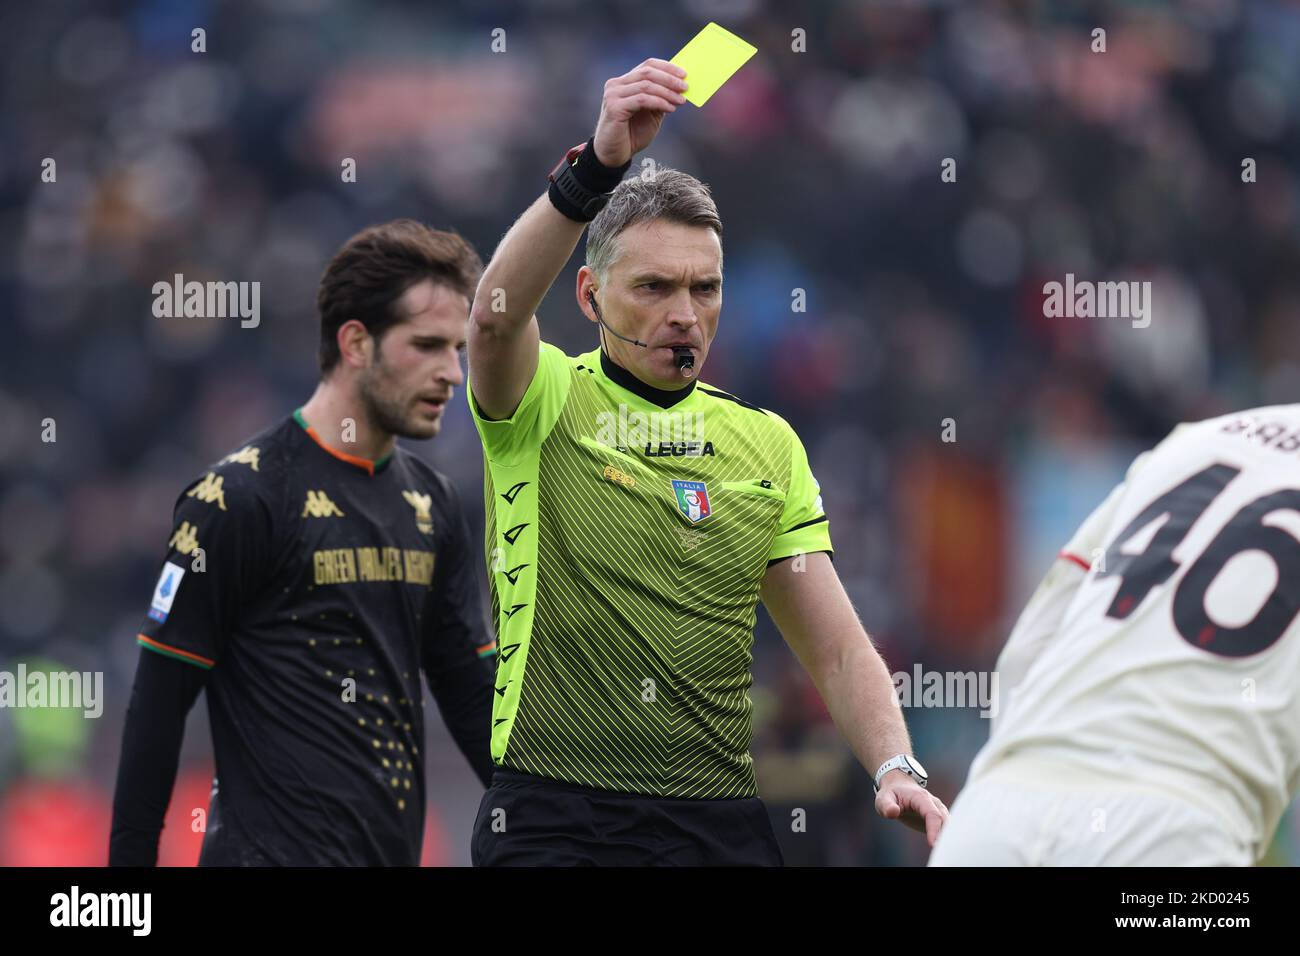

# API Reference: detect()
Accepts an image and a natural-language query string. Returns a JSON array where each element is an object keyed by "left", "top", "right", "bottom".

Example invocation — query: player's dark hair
[
  {"left": 317, "top": 220, "right": 483, "bottom": 374},
  {"left": 586, "top": 168, "right": 723, "bottom": 281}
]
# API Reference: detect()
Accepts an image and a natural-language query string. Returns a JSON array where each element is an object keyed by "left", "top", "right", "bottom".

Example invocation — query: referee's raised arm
[{"left": 467, "top": 58, "right": 688, "bottom": 421}]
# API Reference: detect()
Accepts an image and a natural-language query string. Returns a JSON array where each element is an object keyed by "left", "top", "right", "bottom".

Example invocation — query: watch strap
[{"left": 548, "top": 138, "right": 630, "bottom": 222}]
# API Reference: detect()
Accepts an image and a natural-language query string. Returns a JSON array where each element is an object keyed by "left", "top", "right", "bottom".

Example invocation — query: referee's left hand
[{"left": 875, "top": 775, "right": 949, "bottom": 847}]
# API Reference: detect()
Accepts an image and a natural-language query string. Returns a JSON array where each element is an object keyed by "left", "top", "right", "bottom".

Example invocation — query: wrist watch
[
  {"left": 873, "top": 754, "right": 928, "bottom": 791},
  {"left": 547, "top": 139, "right": 628, "bottom": 222}
]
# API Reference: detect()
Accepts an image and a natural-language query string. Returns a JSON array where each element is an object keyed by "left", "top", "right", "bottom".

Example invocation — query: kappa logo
[
  {"left": 219, "top": 445, "right": 260, "bottom": 471},
  {"left": 401, "top": 490, "right": 434, "bottom": 534},
  {"left": 671, "top": 479, "right": 712, "bottom": 524},
  {"left": 302, "top": 490, "right": 345, "bottom": 518},
  {"left": 168, "top": 521, "right": 200, "bottom": 556},
  {"left": 187, "top": 472, "right": 228, "bottom": 511}
]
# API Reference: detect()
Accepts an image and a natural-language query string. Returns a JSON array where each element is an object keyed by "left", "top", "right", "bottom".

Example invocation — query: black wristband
[
  {"left": 572, "top": 137, "right": 630, "bottom": 193},
  {"left": 547, "top": 137, "right": 631, "bottom": 222}
]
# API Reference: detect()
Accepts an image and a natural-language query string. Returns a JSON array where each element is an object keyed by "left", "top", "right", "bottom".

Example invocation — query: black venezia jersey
[{"left": 137, "top": 411, "right": 496, "bottom": 865}]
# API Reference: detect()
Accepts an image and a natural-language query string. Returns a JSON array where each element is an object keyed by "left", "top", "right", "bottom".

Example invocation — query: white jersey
[{"left": 970, "top": 405, "right": 1300, "bottom": 861}]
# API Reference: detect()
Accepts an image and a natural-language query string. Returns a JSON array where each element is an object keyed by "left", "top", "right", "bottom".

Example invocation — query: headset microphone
[
  {"left": 588, "top": 291, "right": 695, "bottom": 377},
  {"left": 588, "top": 291, "right": 648, "bottom": 348}
]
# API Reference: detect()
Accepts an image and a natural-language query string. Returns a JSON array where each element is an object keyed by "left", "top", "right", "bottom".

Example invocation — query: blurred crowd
[{"left": 2, "top": 0, "right": 1299, "bottom": 865}]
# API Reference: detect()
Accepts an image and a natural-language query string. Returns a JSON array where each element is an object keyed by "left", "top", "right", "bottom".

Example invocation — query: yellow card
[{"left": 670, "top": 22, "right": 757, "bottom": 107}]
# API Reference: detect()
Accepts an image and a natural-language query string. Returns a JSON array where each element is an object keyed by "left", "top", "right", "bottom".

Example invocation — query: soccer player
[
  {"left": 931, "top": 406, "right": 1300, "bottom": 866},
  {"left": 109, "top": 221, "right": 498, "bottom": 866},
  {"left": 465, "top": 58, "right": 947, "bottom": 865}
]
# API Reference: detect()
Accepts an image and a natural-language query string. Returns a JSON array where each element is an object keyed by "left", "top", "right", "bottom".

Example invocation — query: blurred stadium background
[{"left": 1, "top": 0, "right": 1298, "bottom": 866}]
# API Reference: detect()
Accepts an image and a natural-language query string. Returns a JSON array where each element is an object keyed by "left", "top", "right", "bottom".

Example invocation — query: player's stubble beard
[{"left": 357, "top": 347, "right": 441, "bottom": 442}]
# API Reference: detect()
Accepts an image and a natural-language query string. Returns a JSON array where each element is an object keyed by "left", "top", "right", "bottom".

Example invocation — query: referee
[
  {"left": 110, "top": 221, "right": 497, "bottom": 866},
  {"left": 467, "top": 59, "right": 948, "bottom": 865}
]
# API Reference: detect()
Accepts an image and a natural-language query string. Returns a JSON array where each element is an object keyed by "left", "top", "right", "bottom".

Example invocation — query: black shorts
[{"left": 471, "top": 769, "right": 784, "bottom": 866}]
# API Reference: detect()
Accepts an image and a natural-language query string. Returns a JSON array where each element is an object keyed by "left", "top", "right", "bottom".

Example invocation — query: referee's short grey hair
[{"left": 585, "top": 167, "right": 723, "bottom": 282}]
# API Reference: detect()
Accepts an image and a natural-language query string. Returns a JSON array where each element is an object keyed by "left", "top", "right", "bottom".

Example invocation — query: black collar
[{"left": 599, "top": 349, "right": 696, "bottom": 409}]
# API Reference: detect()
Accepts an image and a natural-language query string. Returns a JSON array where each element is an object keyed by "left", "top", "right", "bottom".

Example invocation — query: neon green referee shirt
[{"left": 470, "top": 342, "right": 833, "bottom": 798}]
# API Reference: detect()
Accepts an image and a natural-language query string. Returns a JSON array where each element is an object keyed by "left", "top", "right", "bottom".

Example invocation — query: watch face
[{"left": 905, "top": 755, "right": 928, "bottom": 779}]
